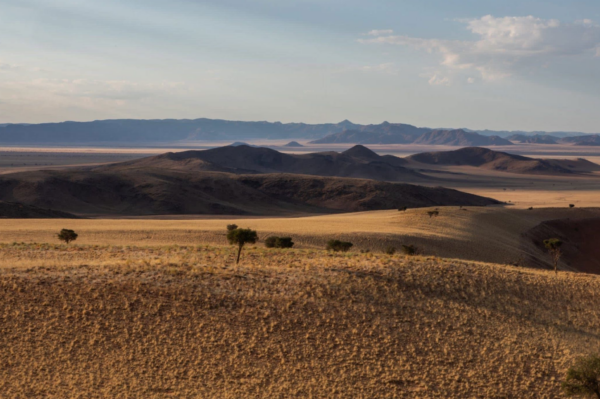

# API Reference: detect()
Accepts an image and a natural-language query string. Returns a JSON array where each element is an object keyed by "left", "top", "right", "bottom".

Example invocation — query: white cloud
[
  {"left": 428, "top": 74, "right": 450, "bottom": 86},
  {"left": 360, "top": 16, "right": 600, "bottom": 82},
  {"left": 367, "top": 29, "right": 394, "bottom": 36}
]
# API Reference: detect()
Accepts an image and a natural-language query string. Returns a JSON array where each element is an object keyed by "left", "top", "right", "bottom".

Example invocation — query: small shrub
[
  {"left": 226, "top": 224, "right": 238, "bottom": 232},
  {"left": 326, "top": 240, "right": 353, "bottom": 252},
  {"left": 264, "top": 236, "right": 278, "bottom": 248},
  {"left": 277, "top": 237, "right": 294, "bottom": 248},
  {"left": 57, "top": 229, "right": 78, "bottom": 244},
  {"left": 265, "top": 236, "right": 294, "bottom": 249},
  {"left": 562, "top": 354, "right": 600, "bottom": 398},
  {"left": 569, "top": 204, "right": 575, "bottom": 208},
  {"left": 398, "top": 207, "right": 407, "bottom": 212},
  {"left": 427, "top": 210, "right": 439, "bottom": 218},
  {"left": 401, "top": 244, "right": 418, "bottom": 256},
  {"left": 385, "top": 246, "right": 396, "bottom": 255},
  {"left": 528, "top": 207, "right": 533, "bottom": 210}
]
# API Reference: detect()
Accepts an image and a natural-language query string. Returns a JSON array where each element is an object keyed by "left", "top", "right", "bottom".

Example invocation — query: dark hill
[
  {"left": 0, "top": 168, "right": 499, "bottom": 217},
  {"left": 283, "top": 141, "right": 304, "bottom": 147},
  {"left": 106, "top": 145, "right": 420, "bottom": 182},
  {"left": 413, "top": 130, "right": 513, "bottom": 146},
  {"left": 407, "top": 147, "right": 600, "bottom": 175},
  {"left": 0, "top": 201, "right": 79, "bottom": 218}
]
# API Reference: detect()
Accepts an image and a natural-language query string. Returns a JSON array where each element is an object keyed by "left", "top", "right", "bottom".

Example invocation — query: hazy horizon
[
  {"left": 2, "top": 0, "right": 600, "bottom": 132},
  {"left": 1, "top": 116, "right": 598, "bottom": 135}
]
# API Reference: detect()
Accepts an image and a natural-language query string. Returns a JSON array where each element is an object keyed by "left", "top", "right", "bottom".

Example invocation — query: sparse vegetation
[
  {"left": 57, "top": 228, "right": 78, "bottom": 244},
  {"left": 226, "top": 224, "right": 238, "bottom": 231},
  {"left": 384, "top": 246, "right": 396, "bottom": 255},
  {"left": 544, "top": 238, "right": 563, "bottom": 275},
  {"left": 570, "top": 204, "right": 575, "bottom": 208},
  {"left": 427, "top": 210, "right": 439, "bottom": 218},
  {"left": 0, "top": 244, "right": 598, "bottom": 397},
  {"left": 402, "top": 244, "right": 418, "bottom": 256},
  {"left": 264, "top": 236, "right": 294, "bottom": 249},
  {"left": 226, "top": 226, "right": 258, "bottom": 264},
  {"left": 562, "top": 354, "right": 600, "bottom": 398},
  {"left": 528, "top": 207, "right": 534, "bottom": 210},
  {"left": 398, "top": 206, "right": 407, "bottom": 212},
  {"left": 326, "top": 239, "right": 353, "bottom": 252}
]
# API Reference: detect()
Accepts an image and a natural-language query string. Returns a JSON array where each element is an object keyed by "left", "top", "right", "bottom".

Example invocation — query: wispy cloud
[
  {"left": 366, "top": 29, "right": 394, "bottom": 36},
  {"left": 359, "top": 16, "right": 600, "bottom": 84}
]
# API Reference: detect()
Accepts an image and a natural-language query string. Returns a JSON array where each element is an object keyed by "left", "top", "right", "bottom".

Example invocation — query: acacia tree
[
  {"left": 544, "top": 238, "right": 563, "bottom": 275},
  {"left": 57, "top": 229, "right": 78, "bottom": 244},
  {"left": 562, "top": 354, "right": 600, "bottom": 398},
  {"left": 227, "top": 227, "right": 258, "bottom": 264}
]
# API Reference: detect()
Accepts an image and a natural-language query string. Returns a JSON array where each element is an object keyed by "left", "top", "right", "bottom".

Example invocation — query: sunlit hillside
[{"left": 0, "top": 244, "right": 598, "bottom": 398}]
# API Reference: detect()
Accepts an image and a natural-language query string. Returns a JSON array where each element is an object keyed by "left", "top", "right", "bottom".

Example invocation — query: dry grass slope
[{"left": 0, "top": 244, "right": 599, "bottom": 398}]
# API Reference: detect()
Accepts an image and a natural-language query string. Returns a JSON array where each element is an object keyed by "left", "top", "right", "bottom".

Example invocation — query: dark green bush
[
  {"left": 562, "top": 353, "right": 600, "bottom": 398},
  {"left": 57, "top": 229, "right": 78, "bottom": 244},
  {"left": 385, "top": 246, "right": 396, "bottom": 255},
  {"left": 401, "top": 244, "right": 417, "bottom": 256},
  {"left": 265, "top": 236, "right": 294, "bottom": 249},
  {"left": 326, "top": 240, "right": 353, "bottom": 252},
  {"left": 226, "top": 224, "right": 238, "bottom": 232}
]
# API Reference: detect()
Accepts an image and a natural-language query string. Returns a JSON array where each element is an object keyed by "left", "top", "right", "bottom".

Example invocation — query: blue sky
[{"left": 1, "top": 0, "right": 600, "bottom": 132}]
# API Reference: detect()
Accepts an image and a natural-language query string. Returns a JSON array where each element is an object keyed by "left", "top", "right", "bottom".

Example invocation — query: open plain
[{"left": 1, "top": 142, "right": 600, "bottom": 397}]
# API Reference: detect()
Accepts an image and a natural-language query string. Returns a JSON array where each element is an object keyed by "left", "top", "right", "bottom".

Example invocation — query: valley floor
[{"left": 0, "top": 245, "right": 598, "bottom": 398}]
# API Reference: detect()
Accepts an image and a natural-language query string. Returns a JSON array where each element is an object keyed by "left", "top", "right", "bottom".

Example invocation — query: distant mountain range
[
  {"left": 506, "top": 134, "right": 559, "bottom": 144},
  {"left": 561, "top": 135, "right": 600, "bottom": 146},
  {"left": 407, "top": 147, "right": 600, "bottom": 175},
  {"left": 312, "top": 128, "right": 513, "bottom": 146},
  {"left": 0, "top": 118, "right": 596, "bottom": 145}
]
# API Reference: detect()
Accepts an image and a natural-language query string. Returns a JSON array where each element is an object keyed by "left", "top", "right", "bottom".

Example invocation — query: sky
[{"left": 1, "top": 0, "right": 600, "bottom": 132}]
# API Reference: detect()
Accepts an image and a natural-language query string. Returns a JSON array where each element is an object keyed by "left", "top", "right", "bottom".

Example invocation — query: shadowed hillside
[
  {"left": 107, "top": 145, "right": 420, "bottom": 182},
  {"left": 0, "top": 201, "right": 79, "bottom": 219},
  {"left": 408, "top": 147, "right": 600, "bottom": 175},
  {"left": 0, "top": 168, "right": 498, "bottom": 216}
]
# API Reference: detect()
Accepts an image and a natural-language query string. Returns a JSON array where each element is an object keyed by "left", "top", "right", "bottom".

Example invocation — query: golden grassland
[
  {"left": 0, "top": 243, "right": 599, "bottom": 398},
  {"left": 1, "top": 207, "right": 599, "bottom": 268}
]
